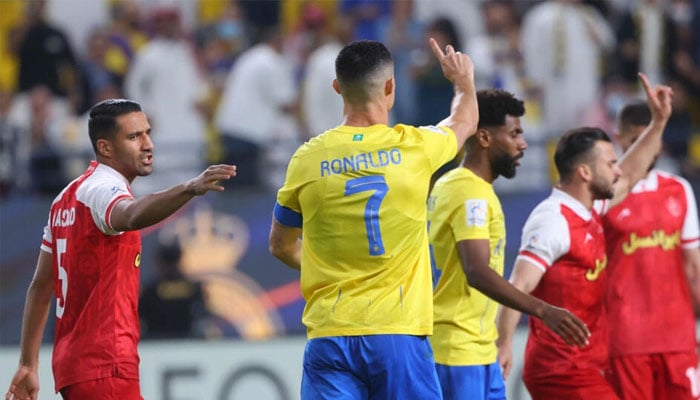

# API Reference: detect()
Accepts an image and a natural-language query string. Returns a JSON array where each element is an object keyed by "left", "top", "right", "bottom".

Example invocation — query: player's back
[{"left": 278, "top": 123, "right": 456, "bottom": 338}]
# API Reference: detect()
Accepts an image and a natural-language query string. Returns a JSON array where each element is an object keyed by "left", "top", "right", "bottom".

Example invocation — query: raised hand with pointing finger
[{"left": 429, "top": 37, "right": 479, "bottom": 148}]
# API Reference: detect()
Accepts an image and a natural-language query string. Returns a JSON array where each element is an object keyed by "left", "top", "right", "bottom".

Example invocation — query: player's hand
[
  {"left": 185, "top": 164, "right": 237, "bottom": 195},
  {"left": 428, "top": 37, "right": 474, "bottom": 89},
  {"left": 496, "top": 340, "right": 513, "bottom": 380},
  {"left": 5, "top": 365, "right": 39, "bottom": 400},
  {"left": 541, "top": 305, "right": 590, "bottom": 348},
  {"left": 638, "top": 72, "right": 673, "bottom": 123}
]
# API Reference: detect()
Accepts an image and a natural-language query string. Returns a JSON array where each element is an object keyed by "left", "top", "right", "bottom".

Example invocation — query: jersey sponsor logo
[
  {"left": 465, "top": 199, "right": 487, "bottom": 227},
  {"left": 621, "top": 229, "right": 681, "bottom": 255},
  {"left": 320, "top": 148, "right": 402, "bottom": 177},
  {"left": 52, "top": 207, "right": 76, "bottom": 227},
  {"left": 134, "top": 252, "right": 141, "bottom": 268},
  {"left": 585, "top": 255, "right": 607, "bottom": 281},
  {"left": 111, "top": 185, "right": 127, "bottom": 194}
]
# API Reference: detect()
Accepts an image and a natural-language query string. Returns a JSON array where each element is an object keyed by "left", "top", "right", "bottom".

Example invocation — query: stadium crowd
[{"left": 1, "top": 0, "right": 700, "bottom": 199}]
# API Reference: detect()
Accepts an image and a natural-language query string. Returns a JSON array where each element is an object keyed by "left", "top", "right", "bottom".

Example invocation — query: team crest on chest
[{"left": 134, "top": 253, "right": 141, "bottom": 268}]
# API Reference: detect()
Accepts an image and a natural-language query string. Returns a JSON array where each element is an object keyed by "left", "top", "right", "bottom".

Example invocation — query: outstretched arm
[
  {"left": 459, "top": 240, "right": 590, "bottom": 349},
  {"left": 6, "top": 250, "right": 53, "bottom": 400},
  {"left": 608, "top": 73, "right": 672, "bottom": 209},
  {"left": 110, "top": 164, "right": 236, "bottom": 231},
  {"left": 429, "top": 38, "right": 479, "bottom": 148}
]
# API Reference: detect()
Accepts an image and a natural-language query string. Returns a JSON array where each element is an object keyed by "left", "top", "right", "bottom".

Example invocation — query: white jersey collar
[{"left": 550, "top": 187, "right": 593, "bottom": 221}]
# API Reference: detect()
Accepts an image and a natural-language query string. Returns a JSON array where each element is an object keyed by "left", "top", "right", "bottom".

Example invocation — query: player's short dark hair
[
  {"left": 554, "top": 127, "right": 611, "bottom": 182},
  {"left": 88, "top": 99, "right": 142, "bottom": 152},
  {"left": 618, "top": 101, "right": 651, "bottom": 129},
  {"left": 477, "top": 89, "right": 525, "bottom": 128},
  {"left": 335, "top": 40, "right": 393, "bottom": 102}
]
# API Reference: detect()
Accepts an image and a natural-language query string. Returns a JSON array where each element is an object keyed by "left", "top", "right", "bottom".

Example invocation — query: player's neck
[
  {"left": 556, "top": 182, "right": 594, "bottom": 210},
  {"left": 463, "top": 158, "right": 495, "bottom": 183},
  {"left": 341, "top": 102, "right": 389, "bottom": 127},
  {"left": 96, "top": 157, "right": 134, "bottom": 183}
]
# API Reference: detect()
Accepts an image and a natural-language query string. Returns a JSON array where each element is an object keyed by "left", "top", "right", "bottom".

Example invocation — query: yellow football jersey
[
  {"left": 275, "top": 123, "right": 457, "bottom": 338},
  {"left": 428, "top": 167, "right": 506, "bottom": 365}
]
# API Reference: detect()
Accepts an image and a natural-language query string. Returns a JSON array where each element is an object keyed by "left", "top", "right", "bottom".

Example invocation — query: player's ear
[
  {"left": 332, "top": 79, "right": 341, "bottom": 95},
  {"left": 384, "top": 76, "right": 394, "bottom": 97},
  {"left": 96, "top": 138, "right": 112, "bottom": 158},
  {"left": 476, "top": 128, "right": 491, "bottom": 148},
  {"left": 578, "top": 162, "right": 593, "bottom": 182}
]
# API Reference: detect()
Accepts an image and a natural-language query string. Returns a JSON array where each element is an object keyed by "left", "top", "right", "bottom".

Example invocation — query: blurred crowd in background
[{"left": 1, "top": 0, "right": 700, "bottom": 199}]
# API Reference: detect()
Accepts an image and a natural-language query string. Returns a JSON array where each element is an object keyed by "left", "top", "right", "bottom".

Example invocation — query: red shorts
[
  {"left": 524, "top": 369, "right": 619, "bottom": 400},
  {"left": 59, "top": 376, "right": 142, "bottom": 400},
  {"left": 609, "top": 352, "right": 700, "bottom": 400}
]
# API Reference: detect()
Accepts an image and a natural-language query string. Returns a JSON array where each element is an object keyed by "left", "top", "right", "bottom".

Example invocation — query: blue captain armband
[{"left": 273, "top": 202, "right": 303, "bottom": 228}]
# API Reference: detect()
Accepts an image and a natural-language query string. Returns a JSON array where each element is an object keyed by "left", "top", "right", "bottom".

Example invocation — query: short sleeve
[
  {"left": 77, "top": 178, "right": 133, "bottom": 235},
  {"left": 40, "top": 217, "right": 52, "bottom": 253},
  {"left": 516, "top": 209, "right": 570, "bottom": 271},
  {"left": 414, "top": 125, "right": 458, "bottom": 172},
  {"left": 452, "top": 197, "right": 491, "bottom": 242}
]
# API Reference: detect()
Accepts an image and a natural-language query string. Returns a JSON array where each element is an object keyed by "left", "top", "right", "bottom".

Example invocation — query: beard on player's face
[
  {"left": 492, "top": 151, "right": 523, "bottom": 179},
  {"left": 590, "top": 173, "right": 615, "bottom": 200}
]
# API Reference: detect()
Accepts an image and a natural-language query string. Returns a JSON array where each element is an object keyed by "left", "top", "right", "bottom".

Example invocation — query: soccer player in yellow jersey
[
  {"left": 428, "top": 90, "right": 590, "bottom": 400},
  {"left": 268, "top": 39, "right": 478, "bottom": 399}
]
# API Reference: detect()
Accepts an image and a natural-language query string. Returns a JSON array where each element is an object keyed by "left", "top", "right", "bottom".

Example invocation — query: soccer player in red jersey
[
  {"left": 496, "top": 73, "right": 673, "bottom": 400},
  {"left": 5, "top": 99, "right": 236, "bottom": 400},
  {"left": 603, "top": 101, "right": 700, "bottom": 400}
]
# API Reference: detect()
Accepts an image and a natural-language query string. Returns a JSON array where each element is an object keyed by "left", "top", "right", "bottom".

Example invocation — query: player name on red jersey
[{"left": 52, "top": 207, "right": 76, "bottom": 227}]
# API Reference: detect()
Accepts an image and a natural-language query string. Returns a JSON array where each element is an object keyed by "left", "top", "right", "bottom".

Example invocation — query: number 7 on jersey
[{"left": 345, "top": 176, "right": 388, "bottom": 256}]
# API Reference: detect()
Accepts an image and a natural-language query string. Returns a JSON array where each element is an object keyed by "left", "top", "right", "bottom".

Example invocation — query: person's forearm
[
  {"left": 496, "top": 304, "right": 523, "bottom": 346},
  {"left": 619, "top": 119, "right": 664, "bottom": 186},
  {"left": 467, "top": 267, "right": 546, "bottom": 319},
  {"left": 115, "top": 183, "right": 196, "bottom": 231},
  {"left": 440, "top": 79, "right": 478, "bottom": 146},
  {"left": 271, "top": 247, "right": 301, "bottom": 270},
  {"left": 18, "top": 281, "right": 53, "bottom": 368}
]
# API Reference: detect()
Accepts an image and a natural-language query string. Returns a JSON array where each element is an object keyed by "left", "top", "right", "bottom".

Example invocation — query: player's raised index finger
[
  {"left": 638, "top": 72, "right": 652, "bottom": 96},
  {"left": 428, "top": 37, "right": 445, "bottom": 59}
]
